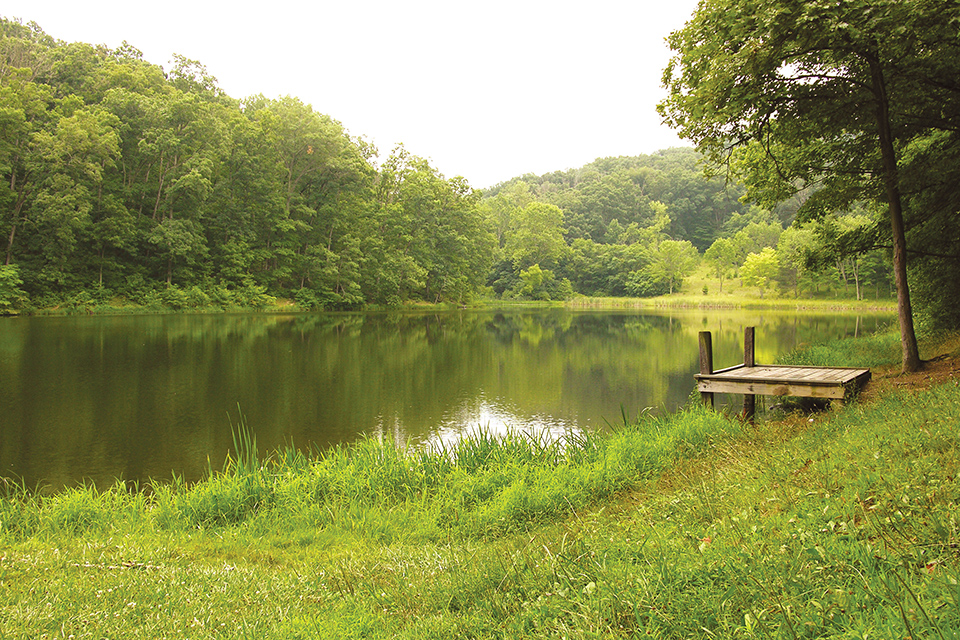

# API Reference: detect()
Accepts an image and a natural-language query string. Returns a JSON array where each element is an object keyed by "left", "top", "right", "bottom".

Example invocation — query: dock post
[
  {"left": 743, "top": 326, "right": 756, "bottom": 421},
  {"left": 698, "top": 331, "right": 714, "bottom": 408}
]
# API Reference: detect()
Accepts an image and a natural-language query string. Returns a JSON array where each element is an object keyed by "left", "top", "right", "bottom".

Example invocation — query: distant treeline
[
  {"left": 0, "top": 18, "right": 897, "bottom": 313},
  {"left": 480, "top": 151, "right": 895, "bottom": 302}
]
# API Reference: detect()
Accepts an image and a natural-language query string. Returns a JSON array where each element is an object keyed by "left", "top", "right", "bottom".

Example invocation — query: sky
[{"left": 3, "top": 0, "right": 700, "bottom": 188}]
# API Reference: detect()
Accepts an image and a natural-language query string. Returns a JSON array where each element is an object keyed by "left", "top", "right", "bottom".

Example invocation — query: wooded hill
[
  {"left": 0, "top": 18, "right": 494, "bottom": 311},
  {"left": 480, "top": 150, "right": 893, "bottom": 302},
  {"left": 0, "top": 17, "right": 911, "bottom": 313}
]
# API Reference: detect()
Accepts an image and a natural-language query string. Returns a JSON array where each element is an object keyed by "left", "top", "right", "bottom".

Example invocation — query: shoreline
[
  {"left": 3, "top": 294, "right": 898, "bottom": 318},
  {"left": 2, "top": 330, "right": 959, "bottom": 638}
]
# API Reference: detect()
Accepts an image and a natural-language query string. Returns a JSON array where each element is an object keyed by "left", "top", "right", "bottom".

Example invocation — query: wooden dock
[{"left": 696, "top": 327, "right": 871, "bottom": 419}]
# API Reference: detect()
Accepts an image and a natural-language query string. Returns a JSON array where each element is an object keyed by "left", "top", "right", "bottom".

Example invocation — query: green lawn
[{"left": 568, "top": 265, "right": 897, "bottom": 312}]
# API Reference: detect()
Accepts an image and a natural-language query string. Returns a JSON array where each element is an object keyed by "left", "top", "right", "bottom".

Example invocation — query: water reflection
[
  {"left": 0, "top": 309, "right": 893, "bottom": 491},
  {"left": 427, "top": 396, "right": 580, "bottom": 452}
]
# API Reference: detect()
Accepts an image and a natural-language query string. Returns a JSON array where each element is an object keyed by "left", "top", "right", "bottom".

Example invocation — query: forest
[{"left": 0, "top": 12, "right": 955, "bottom": 330}]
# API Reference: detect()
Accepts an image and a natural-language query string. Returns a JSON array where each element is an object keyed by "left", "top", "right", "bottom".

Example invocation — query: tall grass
[
  {"left": 0, "top": 406, "right": 739, "bottom": 543},
  {"left": 777, "top": 326, "right": 903, "bottom": 367}
]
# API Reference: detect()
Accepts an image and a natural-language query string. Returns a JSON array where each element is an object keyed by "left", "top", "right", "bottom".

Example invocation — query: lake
[{"left": 0, "top": 308, "right": 893, "bottom": 491}]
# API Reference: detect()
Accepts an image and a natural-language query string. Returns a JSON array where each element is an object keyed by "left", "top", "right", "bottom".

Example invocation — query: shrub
[
  {"left": 159, "top": 284, "right": 190, "bottom": 310},
  {"left": 185, "top": 285, "right": 211, "bottom": 308},
  {"left": 0, "top": 264, "right": 28, "bottom": 313}
]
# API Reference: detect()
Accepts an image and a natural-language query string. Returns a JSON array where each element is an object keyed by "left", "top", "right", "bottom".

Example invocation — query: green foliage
[
  {"left": 912, "top": 258, "right": 960, "bottom": 333},
  {"left": 294, "top": 286, "right": 335, "bottom": 310},
  {"left": 659, "top": 0, "right": 960, "bottom": 365},
  {"left": 660, "top": 0, "right": 960, "bottom": 197},
  {"left": 703, "top": 236, "right": 736, "bottom": 292},
  {"left": 158, "top": 284, "right": 190, "bottom": 310},
  {"left": 487, "top": 149, "right": 748, "bottom": 251},
  {"left": 624, "top": 268, "right": 670, "bottom": 298},
  {"left": 0, "top": 22, "right": 496, "bottom": 310},
  {"left": 900, "top": 132, "right": 960, "bottom": 331},
  {"left": 776, "top": 224, "right": 815, "bottom": 298},
  {"left": 505, "top": 202, "right": 566, "bottom": 271},
  {"left": 507, "top": 263, "right": 573, "bottom": 301},
  {"left": 644, "top": 239, "right": 699, "bottom": 295},
  {"left": 234, "top": 283, "right": 276, "bottom": 310},
  {"left": 516, "top": 263, "right": 548, "bottom": 299},
  {"left": 740, "top": 247, "right": 779, "bottom": 298},
  {"left": 184, "top": 285, "right": 210, "bottom": 308},
  {"left": 0, "top": 263, "right": 27, "bottom": 312},
  {"left": 0, "top": 15, "right": 935, "bottom": 312}
]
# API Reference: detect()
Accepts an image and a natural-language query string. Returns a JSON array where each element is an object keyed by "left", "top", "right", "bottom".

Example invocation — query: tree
[
  {"left": 659, "top": 0, "right": 960, "bottom": 372},
  {"left": 504, "top": 202, "right": 566, "bottom": 271},
  {"left": 0, "top": 263, "right": 26, "bottom": 312},
  {"left": 703, "top": 236, "right": 736, "bottom": 293},
  {"left": 645, "top": 239, "right": 698, "bottom": 295},
  {"left": 740, "top": 248, "right": 779, "bottom": 298},
  {"left": 775, "top": 225, "right": 815, "bottom": 299},
  {"left": 30, "top": 107, "right": 122, "bottom": 288},
  {"left": 896, "top": 130, "right": 960, "bottom": 329},
  {"left": 730, "top": 217, "right": 782, "bottom": 265},
  {"left": 805, "top": 214, "right": 878, "bottom": 300},
  {"left": 0, "top": 68, "right": 54, "bottom": 267},
  {"left": 516, "top": 263, "right": 547, "bottom": 300},
  {"left": 147, "top": 218, "right": 206, "bottom": 285}
]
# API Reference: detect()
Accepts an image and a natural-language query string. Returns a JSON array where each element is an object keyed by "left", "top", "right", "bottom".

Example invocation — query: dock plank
[
  {"left": 696, "top": 328, "right": 871, "bottom": 420},
  {"left": 695, "top": 365, "right": 871, "bottom": 399}
]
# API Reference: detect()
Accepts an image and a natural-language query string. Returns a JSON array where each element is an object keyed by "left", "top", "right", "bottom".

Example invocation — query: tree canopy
[
  {"left": 0, "top": 18, "right": 494, "bottom": 309},
  {"left": 0, "top": 15, "right": 920, "bottom": 312},
  {"left": 659, "top": 0, "right": 960, "bottom": 372}
]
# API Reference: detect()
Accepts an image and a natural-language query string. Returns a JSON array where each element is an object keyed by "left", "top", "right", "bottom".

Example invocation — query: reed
[{"left": 0, "top": 403, "right": 738, "bottom": 544}]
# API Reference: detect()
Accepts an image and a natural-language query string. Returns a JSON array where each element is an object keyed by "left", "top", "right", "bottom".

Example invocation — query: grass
[
  {"left": 2, "top": 329, "right": 960, "bottom": 638},
  {"left": 567, "top": 264, "right": 898, "bottom": 312},
  {"left": 567, "top": 293, "right": 896, "bottom": 312},
  {"left": 776, "top": 326, "right": 905, "bottom": 368}
]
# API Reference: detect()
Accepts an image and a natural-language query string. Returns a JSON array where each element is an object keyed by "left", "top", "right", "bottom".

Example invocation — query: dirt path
[{"left": 860, "top": 336, "right": 960, "bottom": 399}]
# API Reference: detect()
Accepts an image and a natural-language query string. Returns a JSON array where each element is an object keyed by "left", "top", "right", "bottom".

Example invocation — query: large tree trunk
[
  {"left": 870, "top": 57, "right": 922, "bottom": 373},
  {"left": 853, "top": 260, "right": 861, "bottom": 301}
]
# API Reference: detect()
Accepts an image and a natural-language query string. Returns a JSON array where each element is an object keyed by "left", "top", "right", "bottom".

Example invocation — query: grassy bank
[
  {"left": 567, "top": 264, "right": 898, "bottom": 312},
  {"left": 567, "top": 294, "right": 897, "bottom": 312},
  {"left": 11, "top": 278, "right": 894, "bottom": 317},
  {"left": 2, "top": 331, "right": 959, "bottom": 638}
]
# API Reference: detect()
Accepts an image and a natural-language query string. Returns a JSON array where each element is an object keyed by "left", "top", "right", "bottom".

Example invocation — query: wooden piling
[
  {"left": 743, "top": 326, "right": 756, "bottom": 421},
  {"left": 698, "top": 331, "right": 714, "bottom": 408}
]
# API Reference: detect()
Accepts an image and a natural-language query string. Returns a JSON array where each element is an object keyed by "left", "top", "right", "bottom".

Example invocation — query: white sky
[{"left": 3, "top": 0, "right": 699, "bottom": 188}]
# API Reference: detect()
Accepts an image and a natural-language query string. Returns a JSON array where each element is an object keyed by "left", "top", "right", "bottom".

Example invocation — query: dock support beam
[
  {"left": 743, "top": 326, "right": 756, "bottom": 422},
  {"left": 698, "top": 331, "right": 714, "bottom": 408},
  {"left": 698, "top": 327, "right": 758, "bottom": 419}
]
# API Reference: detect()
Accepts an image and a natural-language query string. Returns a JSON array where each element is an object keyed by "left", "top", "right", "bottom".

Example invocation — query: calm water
[{"left": 0, "top": 308, "right": 892, "bottom": 490}]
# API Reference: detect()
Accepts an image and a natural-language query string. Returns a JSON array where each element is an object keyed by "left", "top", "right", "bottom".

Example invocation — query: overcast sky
[{"left": 4, "top": 0, "right": 700, "bottom": 188}]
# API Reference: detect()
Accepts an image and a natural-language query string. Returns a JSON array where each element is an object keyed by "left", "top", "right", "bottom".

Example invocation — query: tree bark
[
  {"left": 5, "top": 193, "right": 28, "bottom": 266},
  {"left": 853, "top": 260, "right": 861, "bottom": 301},
  {"left": 5, "top": 223, "right": 15, "bottom": 266},
  {"left": 869, "top": 56, "right": 922, "bottom": 373}
]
